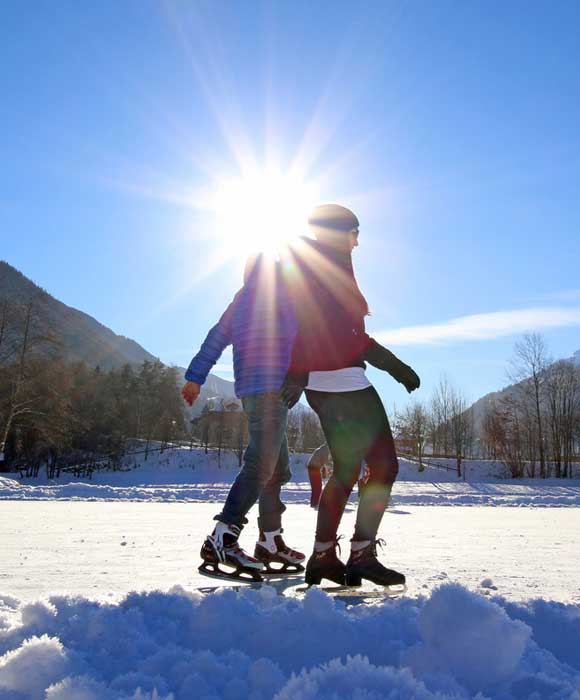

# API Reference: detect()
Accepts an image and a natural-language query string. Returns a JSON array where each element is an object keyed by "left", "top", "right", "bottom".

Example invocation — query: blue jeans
[{"left": 216, "top": 393, "right": 290, "bottom": 532}]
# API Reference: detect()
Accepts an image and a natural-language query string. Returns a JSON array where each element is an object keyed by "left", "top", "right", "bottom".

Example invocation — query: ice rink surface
[{"left": 2, "top": 501, "right": 579, "bottom": 613}]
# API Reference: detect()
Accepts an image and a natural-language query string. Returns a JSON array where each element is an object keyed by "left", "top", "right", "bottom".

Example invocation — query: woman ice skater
[{"left": 281, "top": 204, "right": 420, "bottom": 589}]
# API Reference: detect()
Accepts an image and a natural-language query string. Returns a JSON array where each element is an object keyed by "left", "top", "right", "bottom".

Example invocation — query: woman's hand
[{"left": 364, "top": 339, "right": 420, "bottom": 393}]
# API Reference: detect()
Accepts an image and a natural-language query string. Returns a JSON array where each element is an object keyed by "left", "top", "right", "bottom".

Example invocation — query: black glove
[
  {"left": 364, "top": 339, "right": 420, "bottom": 394},
  {"left": 280, "top": 372, "right": 308, "bottom": 409}
]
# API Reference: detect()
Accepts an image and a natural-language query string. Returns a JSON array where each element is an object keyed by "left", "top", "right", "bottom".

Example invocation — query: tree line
[
  {"left": 394, "top": 376, "right": 473, "bottom": 478},
  {"left": 2, "top": 293, "right": 578, "bottom": 480},
  {"left": 0, "top": 295, "right": 325, "bottom": 475},
  {"left": 0, "top": 296, "right": 185, "bottom": 473},
  {"left": 482, "top": 333, "right": 580, "bottom": 478},
  {"left": 395, "top": 333, "right": 580, "bottom": 478}
]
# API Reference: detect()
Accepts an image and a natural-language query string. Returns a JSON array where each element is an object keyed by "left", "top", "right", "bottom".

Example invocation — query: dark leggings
[{"left": 305, "top": 386, "right": 399, "bottom": 542}]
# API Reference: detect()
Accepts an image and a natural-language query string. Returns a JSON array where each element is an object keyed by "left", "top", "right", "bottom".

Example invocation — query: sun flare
[{"left": 207, "top": 169, "right": 320, "bottom": 255}]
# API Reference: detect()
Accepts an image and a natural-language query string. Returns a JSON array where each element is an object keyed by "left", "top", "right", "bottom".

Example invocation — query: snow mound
[
  {"left": 276, "top": 655, "right": 453, "bottom": 700},
  {"left": 406, "top": 584, "right": 530, "bottom": 690},
  {"left": 1, "top": 584, "right": 580, "bottom": 700},
  {"left": 0, "top": 634, "right": 72, "bottom": 699}
]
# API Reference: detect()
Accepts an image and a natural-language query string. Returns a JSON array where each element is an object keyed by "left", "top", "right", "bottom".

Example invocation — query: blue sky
[{"left": 2, "top": 0, "right": 580, "bottom": 410}]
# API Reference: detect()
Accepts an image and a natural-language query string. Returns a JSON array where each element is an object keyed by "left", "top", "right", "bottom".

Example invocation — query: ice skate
[
  {"left": 254, "top": 528, "right": 305, "bottom": 574},
  {"left": 198, "top": 522, "right": 264, "bottom": 583},
  {"left": 345, "top": 539, "right": 406, "bottom": 594},
  {"left": 304, "top": 539, "right": 346, "bottom": 586}
]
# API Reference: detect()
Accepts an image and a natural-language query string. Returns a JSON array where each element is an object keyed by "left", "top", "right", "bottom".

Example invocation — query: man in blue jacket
[{"left": 182, "top": 254, "right": 305, "bottom": 582}]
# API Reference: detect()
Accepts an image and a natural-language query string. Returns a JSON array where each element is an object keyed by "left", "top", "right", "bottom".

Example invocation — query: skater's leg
[
  {"left": 352, "top": 387, "right": 399, "bottom": 542},
  {"left": 305, "top": 390, "right": 369, "bottom": 543},
  {"left": 343, "top": 388, "right": 404, "bottom": 588},
  {"left": 216, "top": 393, "right": 288, "bottom": 527},
  {"left": 257, "top": 433, "right": 291, "bottom": 532},
  {"left": 200, "top": 393, "right": 288, "bottom": 582},
  {"left": 252, "top": 434, "right": 306, "bottom": 572}
]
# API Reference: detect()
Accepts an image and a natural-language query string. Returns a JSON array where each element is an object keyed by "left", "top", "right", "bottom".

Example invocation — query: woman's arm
[{"left": 364, "top": 338, "right": 420, "bottom": 393}]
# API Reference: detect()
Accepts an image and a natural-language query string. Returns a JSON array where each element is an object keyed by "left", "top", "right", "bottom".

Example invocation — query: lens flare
[{"left": 207, "top": 169, "right": 320, "bottom": 254}]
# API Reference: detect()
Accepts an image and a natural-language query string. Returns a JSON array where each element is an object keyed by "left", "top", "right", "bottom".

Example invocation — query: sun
[{"left": 208, "top": 168, "right": 320, "bottom": 255}]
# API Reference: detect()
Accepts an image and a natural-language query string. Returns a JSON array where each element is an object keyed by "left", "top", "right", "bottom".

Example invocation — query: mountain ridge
[
  {"left": 0, "top": 261, "right": 236, "bottom": 409},
  {"left": 468, "top": 346, "right": 580, "bottom": 437}
]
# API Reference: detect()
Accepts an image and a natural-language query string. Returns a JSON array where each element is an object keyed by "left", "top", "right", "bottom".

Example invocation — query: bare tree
[
  {"left": 0, "top": 300, "right": 57, "bottom": 461},
  {"left": 449, "top": 386, "right": 473, "bottom": 478},
  {"left": 496, "top": 396, "right": 526, "bottom": 478},
  {"left": 545, "top": 359, "right": 580, "bottom": 478},
  {"left": 432, "top": 375, "right": 452, "bottom": 455},
  {"left": 509, "top": 333, "right": 550, "bottom": 477},
  {"left": 481, "top": 403, "right": 501, "bottom": 461},
  {"left": 396, "top": 401, "right": 429, "bottom": 468}
]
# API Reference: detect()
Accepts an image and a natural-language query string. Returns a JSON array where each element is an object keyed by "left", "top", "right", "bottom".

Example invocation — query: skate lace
[
  {"left": 373, "top": 538, "right": 386, "bottom": 556},
  {"left": 334, "top": 535, "right": 344, "bottom": 557}
]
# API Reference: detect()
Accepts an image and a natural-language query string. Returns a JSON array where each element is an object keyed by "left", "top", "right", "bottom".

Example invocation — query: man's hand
[
  {"left": 280, "top": 372, "right": 309, "bottom": 409},
  {"left": 181, "top": 381, "right": 201, "bottom": 406}
]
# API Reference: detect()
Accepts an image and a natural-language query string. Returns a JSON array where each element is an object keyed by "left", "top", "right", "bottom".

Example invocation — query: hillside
[
  {"left": 469, "top": 347, "right": 580, "bottom": 436},
  {"left": 0, "top": 261, "right": 236, "bottom": 411},
  {"left": 0, "top": 260, "right": 158, "bottom": 370}
]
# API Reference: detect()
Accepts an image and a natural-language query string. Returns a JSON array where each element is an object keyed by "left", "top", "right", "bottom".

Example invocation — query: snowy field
[{"left": 1, "top": 450, "right": 580, "bottom": 699}]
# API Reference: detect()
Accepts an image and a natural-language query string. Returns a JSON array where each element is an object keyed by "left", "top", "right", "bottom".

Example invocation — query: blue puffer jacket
[{"left": 185, "top": 263, "right": 298, "bottom": 398}]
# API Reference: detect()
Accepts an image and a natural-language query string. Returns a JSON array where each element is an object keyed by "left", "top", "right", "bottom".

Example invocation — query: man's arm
[
  {"left": 364, "top": 338, "right": 420, "bottom": 393},
  {"left": 182, "top": 297, "right": 236, "bottom": 405}
]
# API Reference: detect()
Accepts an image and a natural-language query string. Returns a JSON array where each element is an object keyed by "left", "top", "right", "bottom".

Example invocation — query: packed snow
[{"left": 1, "top": 448, "right": 579, "bottom": 699}]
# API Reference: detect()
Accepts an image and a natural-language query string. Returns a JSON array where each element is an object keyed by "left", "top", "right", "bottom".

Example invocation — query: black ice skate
[
  {"left": 345, "top": 539, "right": 406, "bottom": 593},
  {"left": 254, "top": 529, "right": 305, "bottom": 575},
  {"left": 304, "top": 539, "right": 346, "bottom": 586},
  {"left": 198, "top": 521, "right": 264, "bottom": 583}
]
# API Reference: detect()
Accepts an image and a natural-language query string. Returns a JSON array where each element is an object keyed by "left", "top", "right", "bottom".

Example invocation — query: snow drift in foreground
[{"left": 1, "top": 584, "right": 579, "bottom": 700}]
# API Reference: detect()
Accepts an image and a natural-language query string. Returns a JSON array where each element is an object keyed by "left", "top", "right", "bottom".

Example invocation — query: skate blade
[
  {"left": 292, "top": 583, "right": 406, "bottom": 599},
  {"left": 260, "top": 562, "right": 305, "bottom": 576},
  {"left": 198, "top": 561, "right": 263, "bottom": 583}
]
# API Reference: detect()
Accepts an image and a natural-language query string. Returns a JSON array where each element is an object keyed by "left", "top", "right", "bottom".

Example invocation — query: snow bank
[
  {"left": 1, "top": 584, "right": 579, "bottom": 700},
  {"left": 2, "top": 448, "right": 580, "bottom": 506},
  {"left": 2, "top": 472, "right": 580, "bottom": 507}
]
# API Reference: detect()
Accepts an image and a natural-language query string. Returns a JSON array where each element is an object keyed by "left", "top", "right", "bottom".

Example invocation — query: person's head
[
  {"left": 308, "top": 203, "right": 359, "bottom": 253},
  {"left": 243, "top": 252, "right": 278, "bottom": 287}
]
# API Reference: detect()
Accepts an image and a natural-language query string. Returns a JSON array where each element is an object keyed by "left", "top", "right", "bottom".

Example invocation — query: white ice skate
[
  {"left": 254, "top": 528, "right": 306, "bottom": 574},
  {"left": 199, "top": 522, "right": 264, "bottom": 583}
]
